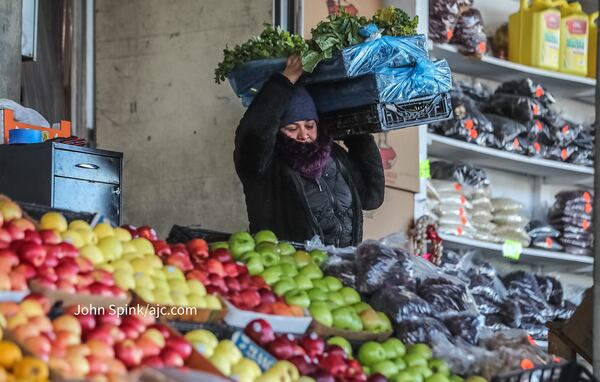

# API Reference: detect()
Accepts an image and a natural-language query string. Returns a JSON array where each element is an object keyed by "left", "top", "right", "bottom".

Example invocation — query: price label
[
  {"left": 503, "top": 240, "right": 522, "bottom": 260},
  {"left": 419, "top": 160, "right": 431, "bottom": 179}
]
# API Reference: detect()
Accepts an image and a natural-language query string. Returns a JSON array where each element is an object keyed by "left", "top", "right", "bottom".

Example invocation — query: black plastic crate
[
  {"left": 320, "top": 92, "right": 453, "bottom": 138},
  {"left": 17, "top": 201, "right": 98, "bottom": 224},
  {"left": 167, "top": 321, "right": 236, "bottom": 339},
  {"left": 492, "top": 361, "right": 596, "bottom": 382},
  {"left": 166, "top": 225, "right": 231, "bottom": 244}
]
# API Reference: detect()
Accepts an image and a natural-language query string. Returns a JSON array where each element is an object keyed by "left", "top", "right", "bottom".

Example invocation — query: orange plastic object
[{"left": 2, "top": 109, "right": 71, "bottom": 144}]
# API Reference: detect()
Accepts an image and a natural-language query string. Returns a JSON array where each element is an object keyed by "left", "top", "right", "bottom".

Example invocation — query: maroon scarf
[{"left": 276, "top": 133, "right": 333, "bottom": 179}]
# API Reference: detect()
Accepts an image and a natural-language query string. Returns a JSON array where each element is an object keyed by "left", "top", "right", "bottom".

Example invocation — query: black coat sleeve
[
  {"left": 342, "top": 134, "right": 385, "bottom": 210},
  {"left": 234, "top": 74, "right": 294, "bottom": 178}
]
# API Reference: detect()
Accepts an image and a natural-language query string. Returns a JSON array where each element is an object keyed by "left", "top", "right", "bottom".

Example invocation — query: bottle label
[
  {"left": 541, "top": 13, "right": 560, "bottom": 68},
  {"left": 563, "top": 19, "right": 588, "bottom": 73}
]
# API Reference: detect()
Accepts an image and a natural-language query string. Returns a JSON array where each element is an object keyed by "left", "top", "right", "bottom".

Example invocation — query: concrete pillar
[{"left": 0, "top": 0, "right": 22, "bottom": 100}]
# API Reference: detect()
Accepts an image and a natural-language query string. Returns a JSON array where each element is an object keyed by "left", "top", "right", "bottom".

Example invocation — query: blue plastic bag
[
  {"left": 227, "top": 58, "right": 287, "bottom": 107},
  {"left": 307, "top": 59, "right": 453, "bottom": 113},
  {"left": 303, "top": 35, "right": 429, "bottom": 84}
]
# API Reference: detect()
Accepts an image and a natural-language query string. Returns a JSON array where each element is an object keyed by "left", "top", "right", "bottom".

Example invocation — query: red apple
[
  {"left": 23, "top": 230, "right": 42, "bottom": 244},
  {"left": 186, "top": 270, "right": 209, "bottom": 284},
  {"left": 97, "top": 311, "right": 121, "bottom": 326},
  {"left": 136, "top": 337, "right": 161, "bottom": 357},
  {"left": 119, "top": 324, "right": 140, "bottom": 340},
  {"left": 14, "top": 263, "right": 35, "bottom": 280},
  {"left": 346, "top": 359, "right": 365, "bottom": 379},
  {"left": 268, "top": 335, "right": 296, "bottom": 360},
  {"left": 0, "top": 249, "right": 19, "bottom": 273},
  {"left": 86, "top": 354, "right": 109, "bottom": 376},
  {"left": 244, "top": 319, "right": 274, "bottom": 346},
  {"left": 204, "top": 259, "right": 225, "bottom": 277},
  {"left": 39, "top": 229, "right": 62, "bottom": 245},
  {"left": 9, "top": 218, "right": 35, "bottom": 232},
  {"left": 76, "top": 272, "right": 94, "bottom": 288},
  {"left": 18, "top": 242, "right": 46, "bottom": 267},
  {"left": 75, "top": 257, "right": 94, "bottom": 273},
  {"left": 56, "top": 258, "right": 80, "bottom": 283},
  {"left": 259, "top": 289, "right": 277, "bottom": 305},
  {"left": 85, "top": 325, "right": 115, "bottom": 345},
  {"left": 318, "top": 353, "right": 348, "bottom": 377},
  {"left": 137, "top": 226, "right": 158, "bottom": 241},
  {"left": 289, "top": 354, "right": 317, "bottom": 375},
  {"left": 299, "top": 332, "right": 326, "bottom": 359},
  {"left": 42, "top": 248, "right": 59, "bottom": 267},
  {"left": 367, "top": 374, "right": 388, "bottom": 382},
  {"left": 251, "top": 276, "right": 269, "bottom": 289},
  {"left": 310, "top": 371, "right": 336, "bottom": 382},
  {"left": 91, "top": 269, "right": 115, "bottom": 287},
  {"left": 224, "top": 277, "right": 241, "bottom": 292},
  {"left": 255, "top": 304, "right": 273, "bottom": 314},
  {"left": 0, "top": 228, "right": 11, "bottom": 243},
  {"left": 141, "top": 356, "right": 164, "bottom": 368},
  {"left": 121, "top": 315, "right": 146, "bottom": 333},
  {"left": 166, "top": 252, "right": 193, "bottom": 271},
  {"left": 58, "top": 242, "right": 79, "bottom": 258},
  {"left": 165, "top": 336, "right": 192, "bottom": 359},
  {"left": 5, "top": 225, "right": 25, "bottom": 241},
  {"left": 88, "top": 282, "right": 114, "bottom": 297},
  {"left": 207, "top": 274, "right": 226, "bottom": 291},
  {"left": 115, "top": 340, "right": 144, "bottom": 368},
  {"left": 239, "top": 290, "right": 261, "bottom": 309},
  {"left": 110, "top": 286, "right": 127, "bottom": 298},
  {"left": 24, "top": 336, "right": 52, "bottom": 357},
  {"left": 34, "top": 276, "right": 57, "bottom": 291},
  {"left": 23, "top": 293, "right": 51, "bottom": 314},
  {"left": 186, "top": 239, "right": 208, "bottom": 259},
  {"left": 211, "top": 249, "right": 233, "bottom": 263},
  {"left": 9, "top": 271, "right": 27, "bottom": 291},
  {"left": 160, "top": 348, "right": 184, "bottom": 367},
  {"left": 223, "top": 262, "right": 239, "bottom": 277},
  {"left": 152, "top": 240, "right": 171, "bottom": 258},
  {"left": 75, "top": 313, "right": 97, "bottom": 333},
  {"left": 56, "top": 279, "right": 76, "bottom": 293}
]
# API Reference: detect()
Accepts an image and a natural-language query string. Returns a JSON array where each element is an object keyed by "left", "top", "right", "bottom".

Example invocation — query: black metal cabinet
[{"left": 0, "top": 142, "right": 123, "bottom": 225}]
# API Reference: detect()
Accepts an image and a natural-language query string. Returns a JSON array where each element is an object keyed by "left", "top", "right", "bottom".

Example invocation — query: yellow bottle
[
  {"left": 588, "top": 12, "right": 598, "bottom": 78},
  {"left": 559, "top": 2, "right": 589, "bottom": 76}
]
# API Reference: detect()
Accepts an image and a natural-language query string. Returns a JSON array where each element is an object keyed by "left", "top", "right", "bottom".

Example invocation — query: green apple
[
  {"left": 377, "top": 312, "right": 392, "bottom": 332},
  {"left": 254, "top": 230, "right": 278, "bottom": 244},
  {"left": 358, "top": 342, "right": 387, "bottom": 366},
  {"left": 293, "top": 251, "right": 313, "bottom": 268},
  {"left": 228, "top": 232, "right": 255, "bottom": 258},
  {"left": 240, "top": 251, "right": 261, "bottom": 262},
  {"left": 450, "top": 376, "right": 465, "bottom": 382},
  {"left": 309, "top": 249, "right": 328, "bottom": 265},
  {"left": 279, "top": 256, "right": 297, "bottom": 267},
  {"left": 280, "top": 263, "right": 298, "bottom": 277},
  {"left": 410, "top": 365, "right": 433, "bottom": 378},
  {"left": 465, "top": 377, "right": 487, "bottom": 382},
  {"left": 307, "top": 288, "right": 328, "bottom": 302},
  {"left": 256, "top": 241, "right": 280, "bottom": 254},
  {"left": 209, "top": 241, "right": 229, "bottom": 251},
  {"left": 408, "top": 344, "right": 433, "bottom": 360},
  {"left": 405, "top": 354, "right": 428, "bottom": 368},
  {"left": 322, "top": 276, "right": 343, "bottom": 291},
  {"left": 371, "top": 360, "right": 398, "bottom": 379},
  {"left": 293, "top": 274, "right": 313, "bottom": 290},
  {"left": 396, "top": 371, "right": 416, "bottom": 382},
  {"left": 326, "top": 337, "right": 352, "bottom": 358},
  {"left": 327, "top": 291, "right": 345, "bottom": 308},
  {"left": 339, "top": 287, "right": 361, "bottom": 305},
  {"left": 332, "top": 307, "right": 363, "bottom": 331},
  {"left": 383, "top": 338, "right": 407, "bottom": 359},
  {"left": 406, "top": 369, "right": 425, "bottom": 382},
  {"left": 299, "top": 264, "right": 323, "bottom": 280},
  {"left": 312, "top": 279, "right": 329, "bottom": 291},
  {"left": 394, "top": 357, "right": 407, "bottom": 371},
  {"left": 363, "top": 367, "right": 371, "bottom": 376},
  {"left": 352, "top": 302, "right": 372, "bottom": 314},
  {"left": 260, "top": 266, "right": 283, "bottom": 285},
  {"left": 428, "top": 359, "right": 450, "bottom": 376},
  {"left": 427, "top": 374, "right": 450, "bottom": 382},
  {"left": 310, "top": 301, "right": 329, "bottom": 310},
  {"left": 309, "top": 305, "right": 332, "bottom": 326},
  {"left": 246, "top": 258, "right": 264, "bottom": 276},
  {"left": 278, "top": 242, "right": 296, "bottom": 256},
  {"left": 259, "top": 251, "right": 280, "bottom": 268},
  {"left": 361, "top": 309, "right": 386, "bottom": 332},
  {"left": 273, "top": 278, "right": 297, "bottom": 296},
  {"left": 285, "top": 289, "right": 310, "bottom": 308}
]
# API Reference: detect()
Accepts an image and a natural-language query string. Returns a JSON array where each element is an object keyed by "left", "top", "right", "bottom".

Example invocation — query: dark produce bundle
[
  {"left": 429, "top": 0, "right": 462, "bottom": 43},
  {"left": 417, "top": 277, "right": 478, "bottom": 318},
  {"left": 485, "top": 113, "right": 527, "bottom": 145},
  {"left": 322, "top": 258, "right": 357, "bottom": 289},
  {"left": 526, "top": 140, "right": 550, "bottom": 159},
  {"left": 525, "top": 119, "right": 552, "bottom": 144},
  {"left": 554, "top": 301, "right": 577, "bottom": 320},
  {"left": 394, "top": 317, "right": 451, "bottom": 344},
  {"left": 503, "top": 271, "right": 551, "bottom": 325},
  {"left": 450, "top": 8, "right": 487, "bottom": 57},
  {"left": 370, "top": 286, "right": 435, "bottom": 322},
  {"left": 355, "top": 241, "right": 413, "bottom": 294},
  {"left": 548, "top": 190, "right": 593, "bottom": 256},
  {"left": 527, "top": 220, "right": 563, "bottom": 250},
  {"left": 484, "top": 93, "right": 544, "bottom": 123},
  {"left": 443, "top": 314, "right": 485, "bottom": 344},
  {"left": 495, "top": 78, "right": 556, "bottom": 106},
  {"left": 430, "top": 160, "right": 490, "bottom": 188},
  {"left": 546, "top": 145, "right": 578, "bottom": 162},
  {"left": 457, "top": 81, "right": 491, "bottom": 105},
  {"left": 535, "top": 275, "right": 564, "bottom": 306},
  {"left": 495, "top": 135, "right": 530, "bottom": 154}
]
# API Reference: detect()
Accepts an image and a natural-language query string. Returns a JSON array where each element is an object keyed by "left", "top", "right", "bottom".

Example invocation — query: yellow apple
[
  {"left": 134, "top": 287, "right": 155, "bottom": 303},
  {"left": 40, "top": 212, "right": 68, "bottom": 232},
  {"left": 152, "top": 270, "right": 166, "bottom": 281},
  {"left": 209, "top": 354, "right": 231, "bottom": 376},
  {"left": 185, "top": 330, "right": 218, "bottom": 350},
  {"left": 61, "top": 230, "right": 85, "bottom": 249},
  {"left": 93, "top": 223, "right": 114, "bottom": 239},
  {"left": 133, "top": 273, "right": 155, "bottom": 290},
  {"left": 187, "top": 280, "right": 206, "bottom": 296},
  {"left": 69, "top": 219, "right": 91, "bottom": 231},
  {"left": 76, "top": 229, "right": 98, "bottom": 245},
  {"left": 111, "top": 259, "right": 134, "bottom": 274},
  {"left": 232, "top": 358, "right": 261, "bottom": 379},
  {"left": 147, "top": 256, "right": 163, "bottom": 269},
  {"left": 163, "top": 266, "right": 185, "bottom": 281},
  {"left": 170, "top": 293, "right": 189, "bottom": 307},
  {"left": 214, "top": 340, "right": 242, "bottom": 364},
  {"left": 7, "top": 313, "right": 27, "bottom": 330},
  {"left": 20, "top": 300, "right": 44, "bottom": 318},
  {"left": 113, "top": 227, "right": 132, "bottom": 242},
  {"left": 80, "top": 245, "right": 104, "bottom": 265},
  {"left": 187, "top": 294, "right": 207, "bottom": 308},
  {"left": 204, "top": 295, "right": 222, "bottom": 310},
  {"left": 130, "top": 238, "right": 154, "bottom": 255},
  {"left": 121, "top": 242, "right": 137, "bottom": 254},
  {"left": 131, "top": 258, "right": 154, "bottom": 275},
  {"left": 97, "top": 236, "right": 123, "bottom": 261},
  {"left": 168, "top": 279, "right": 189, "bottom": 294},
  {"left": 151, "top": 277, "right": 170, "bottom": 292},
  {"left": 113, "top": 270, "right": 135, "bottom": 290},
  {"left": 96, "top": 263, "right": 114, "bottom": 272},
  {"left": 152, "top": 290, "right": 173, "bottom": 305}
]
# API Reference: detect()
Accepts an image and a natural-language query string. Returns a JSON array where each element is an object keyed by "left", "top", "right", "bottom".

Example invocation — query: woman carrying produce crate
[{"left": 234, "top": 56, "right": 385, "bottom": 248}]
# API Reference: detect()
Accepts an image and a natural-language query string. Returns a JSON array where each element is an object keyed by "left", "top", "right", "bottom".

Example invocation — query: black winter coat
[{"left": 233, "top": 74, "right": 385, "bottom": 246}]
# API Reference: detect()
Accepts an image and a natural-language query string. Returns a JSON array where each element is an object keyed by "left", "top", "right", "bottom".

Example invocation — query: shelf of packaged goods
[
  {"left": 427, "top": 134, "right": 594, "bottom": 186},
  {"left": 440, "top": 234, "right": 594, "bottom": 268},
  {"left": 430, "top": 44, "right": 596, "bottom": 104}
]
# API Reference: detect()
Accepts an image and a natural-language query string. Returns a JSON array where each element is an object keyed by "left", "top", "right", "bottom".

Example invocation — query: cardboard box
[
  {"left": 376, "top": 128, "right": 420, "bottom": 192},
  {"left": 363, "top": 187, "right": 415, "bottom": 240}
]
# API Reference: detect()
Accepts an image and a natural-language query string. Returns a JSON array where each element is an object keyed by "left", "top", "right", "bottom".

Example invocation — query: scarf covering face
[{"left": 276, "top": 133, "right": 333, "bottom": 179}]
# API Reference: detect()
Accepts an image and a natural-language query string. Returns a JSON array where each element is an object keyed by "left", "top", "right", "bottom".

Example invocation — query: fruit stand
[{"left": 0, "top": 195, "right": 593, "bottom": 382}]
